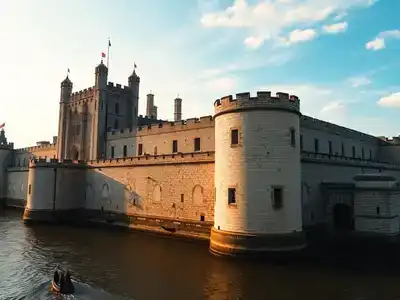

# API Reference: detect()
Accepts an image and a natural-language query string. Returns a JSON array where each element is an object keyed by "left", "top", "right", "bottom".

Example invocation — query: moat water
[{"left": 2, "top": 209, "right": 400, "bottom": 300}]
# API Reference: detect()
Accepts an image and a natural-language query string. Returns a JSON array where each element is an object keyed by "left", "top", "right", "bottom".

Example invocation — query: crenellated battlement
[
  {"left": 70, "top": 87, "right": 95, "bottom": 102},
  {"left": 16, "top": 143, "right": 56, "bottom": 153},
  {"left": 214, "top": 91, "right": 300, "bottom": 116},
  {"left": 28, "top": 157, "right": 87, "bottom": 168},
  {"left": 107, "top": 81, "right": 131, "bottom": 92},
  {"left": 88, "top": 151, "right": 215, "bottom": 167},
  {"left": 107, "top": 115, "right": 214, "bottom": 139}
]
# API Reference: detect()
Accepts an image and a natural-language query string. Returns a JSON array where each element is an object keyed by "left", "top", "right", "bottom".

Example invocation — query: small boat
[
  {"left": 160, "top": 225, "right": 177, "bottom": 233},
  {"left": 51, "top": 266, "right": 75, "bottom": 295}
]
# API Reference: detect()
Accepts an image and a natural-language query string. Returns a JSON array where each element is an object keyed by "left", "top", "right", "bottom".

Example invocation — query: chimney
[{"left": 174, "top": 96, "right": 182, "bottom": 121}]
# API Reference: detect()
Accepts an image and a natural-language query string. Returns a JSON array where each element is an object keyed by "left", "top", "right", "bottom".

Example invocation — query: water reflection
[{"left": 2, "top": 209, "right": 400, "bottom": 299}]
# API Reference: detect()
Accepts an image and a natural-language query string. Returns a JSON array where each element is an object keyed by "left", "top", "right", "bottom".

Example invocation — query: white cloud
[
  {"left": 366, "top": 37, "right": 385, "bottom": 51},
  {"left": 377, "top": 92, "right": 400, "bottom": 108},
  {"left": 347, "top": 76, "right": 371, "bottom": 88},
  {"left": 366, "top": 30, "right": 400, "bottom": 51},
  {"left": 323, "top": 22, "right": 348, "bottom": 34},
  {"left": 205, "top": 77, "right": 237, "bottom": 92},
  {"left": 287, "top": 28, "right": 318, "bottom": 44},
  {"left": 244, "top": 36, "right": 264, "bottom": 49},
  {"left": 200, "top": 0, "right": 377, "bottom": 48}
]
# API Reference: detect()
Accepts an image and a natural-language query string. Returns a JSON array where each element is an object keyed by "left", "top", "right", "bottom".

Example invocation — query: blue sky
[{"left": 0, "top": 0, "right": 399, "bottom": 148}]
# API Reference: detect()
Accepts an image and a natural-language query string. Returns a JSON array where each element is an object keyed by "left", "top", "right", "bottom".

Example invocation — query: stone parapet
[
  {"left": 107, "top": 116, "right": 214, "bottom": 139},
  {"left": 301, "top": 151, "right": 400, "bottom": 170},
  {"left": 88, "top": 151, "right": 215, "bottom": 167}
]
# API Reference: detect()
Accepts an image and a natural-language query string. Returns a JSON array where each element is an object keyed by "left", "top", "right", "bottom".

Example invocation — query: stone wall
[
  {"left": 301, "top": 153, "right": 400, "bottom": 227},
  {"left": 86, "top": 152, "right": 215, "bottom": 223},
  {"left": 5, "top": 168, "right": 28, "bottom": 207}
]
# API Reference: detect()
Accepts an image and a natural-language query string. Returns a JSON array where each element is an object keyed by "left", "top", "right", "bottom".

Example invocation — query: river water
[{"left": 1, "top": 209, "right": 400, "bottom": 300}]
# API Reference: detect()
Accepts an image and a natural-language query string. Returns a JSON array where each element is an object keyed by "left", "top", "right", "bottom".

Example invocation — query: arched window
[
  {"left": 192, "top": 185, "right": 204, "bottom": 205},
  {"left": 153, "top": 185, "right": 162, "bottom": 203}
]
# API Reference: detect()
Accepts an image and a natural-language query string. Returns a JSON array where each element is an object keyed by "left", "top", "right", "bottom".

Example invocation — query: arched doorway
[
  {"left": 333, "top": 203, "right": 354, "bottom": 230},
  {"left": 70, "top": 146, "right": 79, "bottom": 161}
]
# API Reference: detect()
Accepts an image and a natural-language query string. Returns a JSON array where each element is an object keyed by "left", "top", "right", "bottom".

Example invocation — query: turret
[
  {"left": 128, "top": 66, "right": 140, "bottom": 129},
  {"left": 209, "top": 91, "right": 306, "bottom": 257},
  {"left": 0, "top": 129, "right": 14, "bottom": 204},
  {"left": 146, "top": 93, "right": 154, "bottom": 118},
  {"left": 90, "top": 60, "right": 109, "bottom": 160},
  {"left": 57, "top": 75, "right": 73, "bottom": 160},
  {"left": 174, "top": 96, "right": 182, "bottom": 121}
]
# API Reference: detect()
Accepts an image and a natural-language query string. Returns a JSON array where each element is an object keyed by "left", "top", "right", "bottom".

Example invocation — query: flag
[
  {"left": 134, "top": 62, "right": 137, "bottom": 69},
  {"left": 108, "top": 39, "right": 111, "bottom": 47},
  {"left": 67, "top": 68, "right": 70, "bottom": 73},
  {"left": 101, "top": 52, "right": 106, "bottom": 58},
  {"left": 0, "top": 123, "right": 5, "bottom": 129}
]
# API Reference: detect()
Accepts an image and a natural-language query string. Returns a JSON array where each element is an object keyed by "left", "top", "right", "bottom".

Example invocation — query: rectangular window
[
  {"left": 362, "top": 147, "right": 365, "bottom": 159},
  {"left": 290, "top": 128, "right": 296, "bottom": 147},
  {"left": 172, "top": 140, "right": 178, "bottom": 153},
  {"left": 194, "top": 137, "right": 201, "bottom": 152},
  {"left": 228, "top": 188, "right": 236, "bottom": 205},
  {"left": 314, "top": 138, "right": 319, "bottom": 153},
  {"left": 181, "top": 194, "right": 184, "bottom": 203},
  {"left": 300, "top": 135, "right": 303, "bottom": 150},
  {"left": 352, "top": 146, "right": 356, "bottom": 158},
  {"left": 328, "top": 141, "right": 332, "bottom": 155},
  {"left": 115, "top": 103, "right": 119, "bottom": 114},
  {"left": 28, "top": 184, "right": 31, "bottom": 195},
  {"left": 138, "top": 143, "right": 143, "bottom": 156},
  {"left": 341, "top": 143, "right": 345, "bottom": 156},
  {"left": 154, "top": 146, "right": 157, "bottom": 155},
  {"left": 231, "top": 129, "right": 239, "bottom": 145},
  {"left": 369, "top": 149, "right": 372, "bottom": 160},
  {"left": 111, "top": 146, "right": 115, "bottom": 158},
  {"left": 123, "top": 145, "right": 127, "bottom": 157},
  {"left": 272, "top": 187, "right": 283, "bottom": 209}
]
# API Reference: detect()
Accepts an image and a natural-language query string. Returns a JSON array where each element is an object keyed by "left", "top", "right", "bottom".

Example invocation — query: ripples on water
[{"left": 2, "top": 209, "right": 400, "bottom": 300}]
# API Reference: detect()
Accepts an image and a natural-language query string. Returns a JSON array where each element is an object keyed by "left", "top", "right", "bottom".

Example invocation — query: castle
[{"left": 1, "top": 60, "right": 400, "bottom": 257}]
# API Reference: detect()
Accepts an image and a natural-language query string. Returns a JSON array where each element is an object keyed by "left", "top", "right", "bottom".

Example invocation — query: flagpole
[{"left": 107, "top": 38, "right": 110, "bottom": 69}]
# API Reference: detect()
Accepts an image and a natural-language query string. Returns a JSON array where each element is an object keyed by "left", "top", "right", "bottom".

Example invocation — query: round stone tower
[{"left": 210, "top": 91, "right": 306, "bottom": 257}]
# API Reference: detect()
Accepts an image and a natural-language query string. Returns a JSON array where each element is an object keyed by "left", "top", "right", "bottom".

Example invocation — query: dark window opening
[
  {"left": 362, "top": 148, "right": 365, "bottom": 159},
  {"left": 123, "top": 145, "right": 127, "bottom": 157},
  {"left": 314, "top": 138, "right": 319, "bottom": 153},
  {"left": 369, "top": 149, "right": 372, "bottom": 160},
  {"left": 376, "top": 206, "right": 380, "bottom": 215},
  {"left": 172, "top": 140, "right": 178, "bottom": 153},
  {"left": 194, "top": 137, "right": 201, "bottom": 152},
  {"left": 200, "top": 214, "right": 205, "bottom": 222},
  {"left": 272, "top": 187, "right": 283, "bottom": 209},
  {"left": 290, "top": 128, "right": 296, "bottom": 147},
  {"left": 138, "top": 144, "right": 143, "bottom": 156},
  {"left": 328, "top": 141, "right": 332, "bottom": 155},
  {"left": 228, "top": 188, "right": 236, "bottom": 205},
  {"left": 114, "top": 119, "right": 119, "bottom": 129},
  {"left": 300, "top": 134, "right": 303, "bottom": 150},
  {"left": 115, "top": 103, "right": 119, "bottom": 114},
  {"left": 181, "top": 194, "right": 184, "bottom": 203},
  {"left": 341, "top": 143, "right": 345, "bottom": 157},
  {"left": 28, "top": 184, "right": 31, "bottom": 195},
  {"left": 111, "top": 146, "right": 115, "bottom": 158},
  {"left": 231, "top": 129, "right": 239, "bottom": 145},
  {"left": 154, "top": 146, "right": 157, "bottom": 155},
  {"left": 352, "top": 146, "right": 356, "bottom": 158}
]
